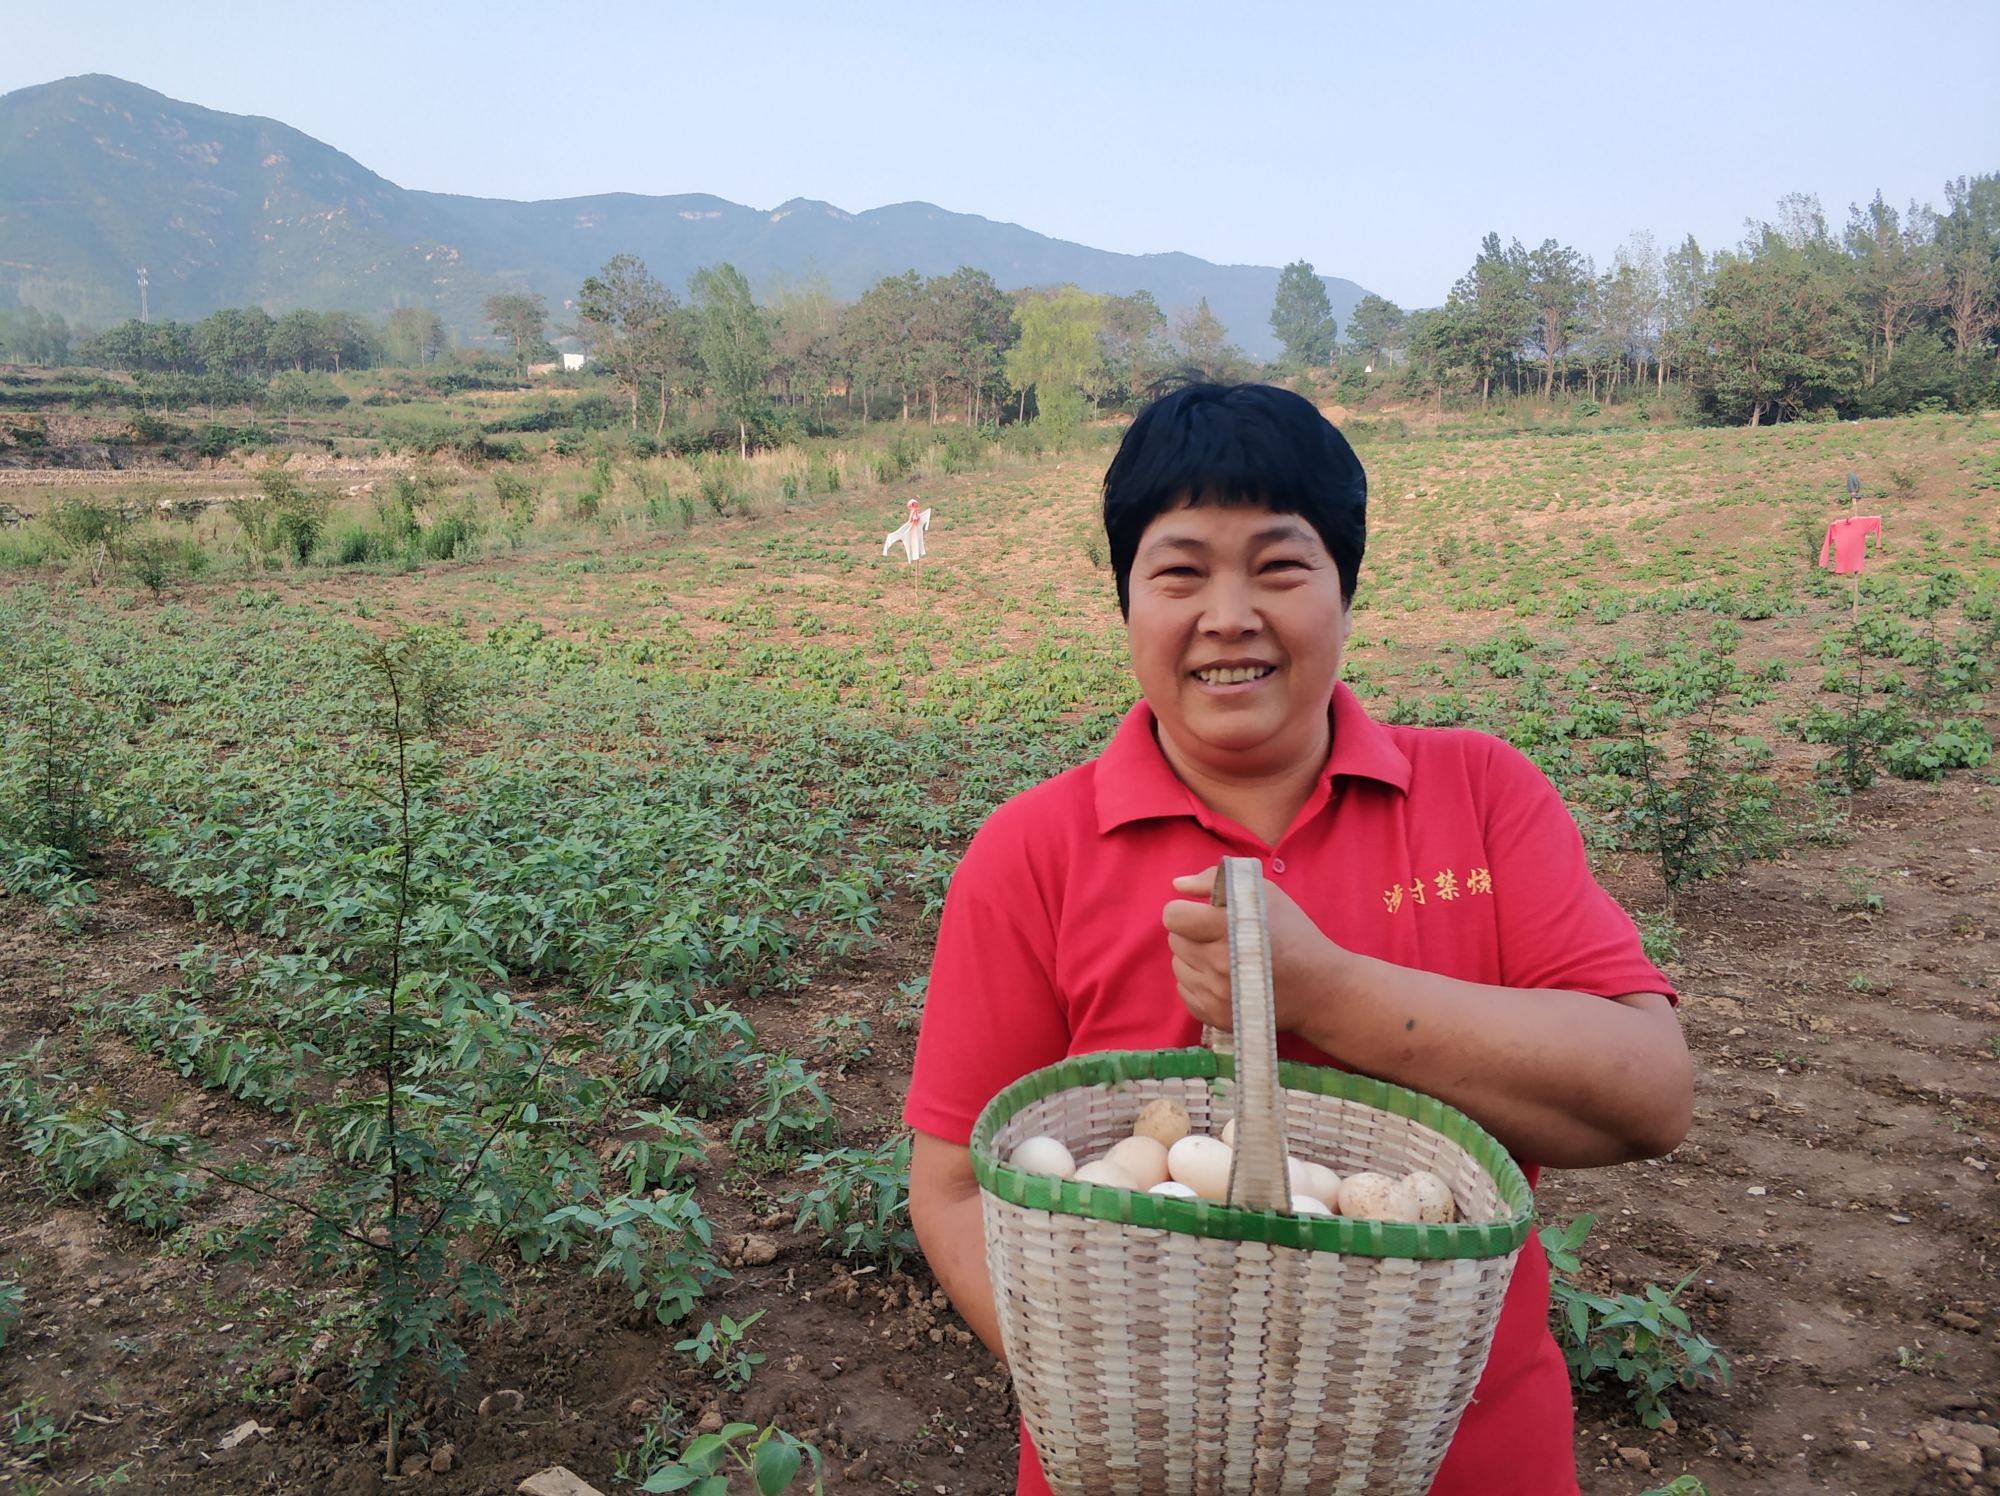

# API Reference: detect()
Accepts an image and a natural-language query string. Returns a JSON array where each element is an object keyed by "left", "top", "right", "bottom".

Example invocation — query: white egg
[
  {"left": 1167, "top": 1134, "right": 1234, "bottom": 1201},
  {"left": 1220, "top": 1116, "right": 1237, "bottom": 1147},
  {"left": 1132, "top": 1098, "right": 1191, "bottom": 1148},
  {"left": 1293, "top": 1159, "right": 1344, "bottom": 1209},
  {"left": 1149, "top": 1180, "right": 1199, "bottom": 1199},
  {"left": 1074, "top": 1158, "right": 1137, "bottom": 1190},
  {"left": 1009, "top": 1135, "right": 1075, "bottom": 1180},
  {"left": 1337, "top": 1170, "right": 1410, "bottom": 1220},
  {"left": 1290, "top": 1193, "right": 1334, "bottom": 1216},
  {"left": 1104, "top": 1135, "right": 1171, "bottom": 1190},
  {"left": 1402, "top": 1170, "right": 1457, "bottom": 1223}
]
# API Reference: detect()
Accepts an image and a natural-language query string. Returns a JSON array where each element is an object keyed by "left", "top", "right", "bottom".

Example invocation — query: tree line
[
  {"left": 8, "top": 172, "right": 1995, "bottom": 432},
  {"left": 1355, "top": 175, "right": 2000, "bottom": 424},
  {"left": 0, "top": 304, "right": 453, "bottom": 377}
]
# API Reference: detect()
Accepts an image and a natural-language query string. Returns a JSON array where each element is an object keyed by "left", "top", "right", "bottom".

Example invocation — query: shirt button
[{"left": 1270, "top": 857, "right": 1287, "bottom": 874}]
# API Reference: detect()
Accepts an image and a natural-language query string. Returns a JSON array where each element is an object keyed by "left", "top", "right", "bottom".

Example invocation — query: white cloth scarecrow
[{"left": 883, "top": 499, "right": 933, "bottom": 563}]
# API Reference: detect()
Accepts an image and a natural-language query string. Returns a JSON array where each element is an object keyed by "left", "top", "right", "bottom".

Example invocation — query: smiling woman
[{"left": 903, "top": 382, "right": 1692, "bottom": 1496}]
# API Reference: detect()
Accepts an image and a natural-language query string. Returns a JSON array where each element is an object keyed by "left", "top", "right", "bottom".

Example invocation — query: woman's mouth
[{"left": 1191, "top": 663, "right": 1277, "bottom": 688}]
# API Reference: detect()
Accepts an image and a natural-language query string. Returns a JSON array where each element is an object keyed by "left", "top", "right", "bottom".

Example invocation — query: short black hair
[{"left": 1101, "top": 382, "right": 1366, "bottom": 616}]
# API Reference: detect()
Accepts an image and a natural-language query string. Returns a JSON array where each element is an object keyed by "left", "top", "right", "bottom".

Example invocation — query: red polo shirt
[{"left": 903, "top": 681, "right": 1674, "bottom": 1496}]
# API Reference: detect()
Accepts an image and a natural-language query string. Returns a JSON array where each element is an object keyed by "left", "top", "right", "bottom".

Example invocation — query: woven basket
[{"left": 971, "top": 857, "right": 1535, "bottom": 1495}]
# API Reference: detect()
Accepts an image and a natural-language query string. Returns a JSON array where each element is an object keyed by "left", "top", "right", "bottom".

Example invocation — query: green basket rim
[{"left": 971, "top": 1048, "right": 1534, "bottom": 1260}]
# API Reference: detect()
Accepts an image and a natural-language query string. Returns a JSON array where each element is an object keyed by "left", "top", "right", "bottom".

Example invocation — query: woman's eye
[{"left": 1262, "top": 559, "right": 1307, "bottom": 572}]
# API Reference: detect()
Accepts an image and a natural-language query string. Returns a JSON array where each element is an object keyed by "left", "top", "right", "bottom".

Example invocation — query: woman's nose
[{"left": 1199, "top": 576, "right": 1261, "bottom": 637}]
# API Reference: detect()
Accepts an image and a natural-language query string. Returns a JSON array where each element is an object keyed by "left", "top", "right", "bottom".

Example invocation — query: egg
[
  {"left": 1337, "top": 1170, "right": 1416, "bottom": 1221},
  {"left": 1167, "top": 1135, "right": 1234, "bottom": 1201},
  {"left": 1290, "top": 1193, "right": 1334, "bottom": 1216},
  {"left": 1402, "top": 1170, "right": 1457, "bottom": 1223},
  {"left": 1293, "top": 1159, "right": 1344, "bottom": 1209},
  {"left": 1132, "top": 1098, "right": 1191, "bottom": 1148},
  {"left": 1009, "top": 1135, "right": 1075, "bottom": 1180},
  {"left": 1074, "top": 1158, "right": 1137, "bottom": 1189},
  {"left": 1220, "top": 1116, "right": 1237, "bottom": 1147},
  {"left": 1104, "top": 1135, "right": 1171, "bottom": 1190},
  {"left": 1149, "top": 1180, "right": 1199, "bottom": 1199}
]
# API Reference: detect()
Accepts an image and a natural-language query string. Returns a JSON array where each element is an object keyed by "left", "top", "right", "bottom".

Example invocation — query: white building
[{"left": 561, "top": 351, "right": 589, "bottom": 372}]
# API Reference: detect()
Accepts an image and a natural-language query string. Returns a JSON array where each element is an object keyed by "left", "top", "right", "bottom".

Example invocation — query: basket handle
[{"left": 1203, "top": 857, "right": 1292, "bottom": 1213}]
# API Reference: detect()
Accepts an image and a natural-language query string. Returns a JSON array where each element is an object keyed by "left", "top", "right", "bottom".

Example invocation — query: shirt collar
[{"left": 1093, "top": 680, "right": 1412, "bottom": 835}]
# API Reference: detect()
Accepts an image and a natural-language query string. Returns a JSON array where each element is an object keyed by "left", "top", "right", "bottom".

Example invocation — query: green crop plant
[
  {"left": 0, "top": 1280, "right": 20, "bottom": 1348},
  {"left": 1541, "top": 1216, "right": 1730, "bottom": 1429},
  {"left": 1587, "top": 624, "right": 1782, "bottom": 897},
  {"left": 788, "top": 1134, "right": 916, "bottom": 1271},
  {"left": 632, "top": 1421, "right": 824, "bottom": 1494},
  {"left": 675, "top": 1310, "right": 766, "bottom": 1390}
]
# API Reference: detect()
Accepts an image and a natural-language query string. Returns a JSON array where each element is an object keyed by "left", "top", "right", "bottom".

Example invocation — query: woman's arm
[
  {"left": 908, "top": 1131, "right": 1008, "bottom": 1364},
  {"left": 1164, "top": 876, "right": 1693, "bottom": 1169},
  {"left": 1294, "top": 952, "right": 1691, "bottom": 1169}
]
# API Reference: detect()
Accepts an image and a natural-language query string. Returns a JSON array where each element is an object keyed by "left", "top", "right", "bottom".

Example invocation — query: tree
[
  {"left": 843, "top": 271, "right": 926, "bottom": 421},
  {"left": 1684, "top": 230, "right": 1860, "bottom": 425},
  {"left": 1005, "top": 287, "right": 1108, "bottom": 420},
  {"left": 1522, "top": 240, "right": 1593, "bottom": 398},
  {"left": 383, "top": 307, "right": 447, "bottom": 368},
  {"left": 1938, "top": 174, "right": 2000, "bottom": 370},
  {"left": 1442, "top": 234, "right": 1530, "bottom": 404},
  {"left": 1269, "top": 261, "right": 1336, "bottom": 365},
  {"left": 78, "top": 318, "right": 197, "bottom": 373},
  {"left": 766, "top": 275, "right": 842, "bottom": 421},
  {"left": 1099, "top": 291, "right": 1168, "bottom": 403},
  {"left": 1173, "top": 298, "right": 1232, "bottom": 378},
  {"left": 0, "top": 307, "right": 72, "bottom": 366},
  {"left": 483, "top": 291, "right": 550, "bottom": 371},
  {"left": 575, "top": 255, "right": 690, "bottom": 436},
  {"left": 317, "top": 311, "right": 374, "bottom": 374},
  {"left": 934, "top": 267, "right": 1015, "bottom": 425},
  {"left": 1658, "top": 235, "right": 1711, "bottom": 387},
  {"left": 1344, "top": 294, "right": 1405, "bottom": 364},
  {"left": 689, "top": 263, "right": 770, "bottom": 458},
  {"left": 267, "top": 308, "right": 327, "bottom": 372},
  {"left": 1845, "top": 193, "right": 1944, "bottom": 382}
]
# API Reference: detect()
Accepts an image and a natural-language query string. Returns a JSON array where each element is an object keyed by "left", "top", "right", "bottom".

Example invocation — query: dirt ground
[{"left": 3, "top": 778, "right": 1995, "bottom": 1494}]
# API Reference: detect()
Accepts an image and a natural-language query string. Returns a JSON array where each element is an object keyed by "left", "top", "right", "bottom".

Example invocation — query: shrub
[
  {"left": 120, "top": 532, "right": 211, "bottom": 596},
  {"left": 418, "top": 506, "right": 481, "bottom": 561},
  {"left": 698, "top": 461, "right": 739, "bottom": 516},
  {"left": 46, "top": 497, "right": 132, "bottom": 561},
  {"left": 330, "top": 524, "right": 384, "bottom": 565}
]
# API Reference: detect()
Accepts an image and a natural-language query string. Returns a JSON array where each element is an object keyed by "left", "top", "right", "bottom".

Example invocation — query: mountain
[{"left": 0, "top": 75, "right": 1370, "bottom": 357}]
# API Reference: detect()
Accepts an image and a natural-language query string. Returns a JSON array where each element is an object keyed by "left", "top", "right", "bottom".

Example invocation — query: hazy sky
[{"left": 6, "top": 0, "right": 1997, "bottom": 308}]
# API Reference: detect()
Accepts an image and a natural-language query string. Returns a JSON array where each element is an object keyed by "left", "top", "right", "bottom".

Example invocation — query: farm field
[{"left": 2, "top": 409, "right": 1998, "bottom": 1495}]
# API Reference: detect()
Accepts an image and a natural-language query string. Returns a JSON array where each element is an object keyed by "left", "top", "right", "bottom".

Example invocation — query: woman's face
[{"left": 1125, "top": 500, "right": 1350, "bottom": 778}]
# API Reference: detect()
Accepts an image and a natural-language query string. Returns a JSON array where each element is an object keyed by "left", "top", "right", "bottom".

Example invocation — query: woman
[{"left": 903, "top": 382, "right": 1693, "bottom": 1494}]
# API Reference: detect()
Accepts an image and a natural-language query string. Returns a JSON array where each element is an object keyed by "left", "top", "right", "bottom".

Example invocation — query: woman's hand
[{"left": 1162, "top": 866, "right": 1343, "bottom": 1035}]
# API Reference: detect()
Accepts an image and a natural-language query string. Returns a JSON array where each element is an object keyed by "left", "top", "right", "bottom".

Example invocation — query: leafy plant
[
  {"left": 788, "top": 1135, "right": 916, "bottom": 1270},
  {"left": 637, "top": 1422, "right": 823, "bottom": 1495},
  {"left": 1542, "top": 1215, "right": 1731, "bottom": 1428},
  {"left": 0, "top": 1279, "right": 22, "bottom": 1349},
  {"left": 675, "top": 1310, "right": 766, "bottom": 1390},
  {"left": 1587, "top": 624, "right": 1783, "bottom": 896},
  {"left": 730, "top": 1056, "right": 834, "bottom": 1157}
]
